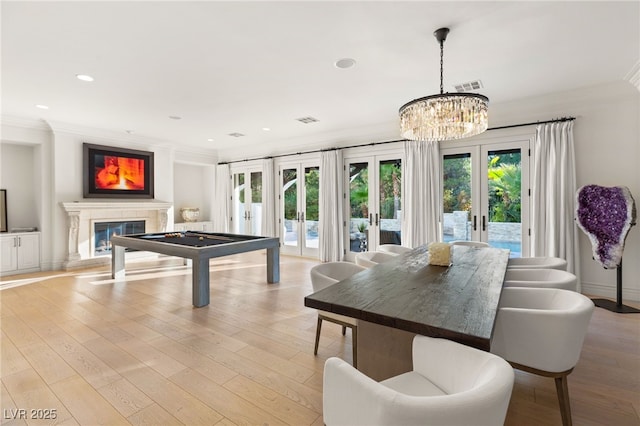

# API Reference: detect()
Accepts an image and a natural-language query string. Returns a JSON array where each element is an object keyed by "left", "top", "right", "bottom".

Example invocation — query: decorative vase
[{"left": 180, "top": 207, "right": 200, "bottom": 222}]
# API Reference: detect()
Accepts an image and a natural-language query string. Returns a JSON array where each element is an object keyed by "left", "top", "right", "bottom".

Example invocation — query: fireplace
[
  {"left": 61, "top": 200, "right": 172, "bottom": 269},
  {"left": 94, "top": 220, "right": 145, "bottom": 256}
]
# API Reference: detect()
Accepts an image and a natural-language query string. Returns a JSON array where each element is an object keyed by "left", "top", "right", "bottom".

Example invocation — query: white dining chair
[
  {"left": 491, "top": 287, "right": 594, "bottom": 426},
  {"left": 507, "top": 256, "right": 567, "bottom": 271},
  {"left": 377, "top": 244, "right": 412, "bottom": 256},
  {"left": 354, "top": 251, "right": 396, "bottom": 268},
  {"left": 323, "top": 335, "right": 515, "bottom": 426},
  {"left": 503, "top": 268, "right": 578, "bottom": 291},
  {"left": 310, "top": 261, "right": 366, "bottom": 367},
  {"left": 449, "top": 240, "right": 490, "bottom": 248}
]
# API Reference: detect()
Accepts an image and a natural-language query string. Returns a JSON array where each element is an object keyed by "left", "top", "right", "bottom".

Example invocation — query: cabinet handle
[
  {"left": 17, "top": 237, "right": 21, "bottom": 247},
  {"left": 13, "top": 237, "right": 17, "bottom": 247}
]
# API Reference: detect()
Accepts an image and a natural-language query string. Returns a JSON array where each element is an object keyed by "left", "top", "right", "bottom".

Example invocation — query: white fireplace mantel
[{"left": 61, "top": 200, "right": 173, "bottom": 269}]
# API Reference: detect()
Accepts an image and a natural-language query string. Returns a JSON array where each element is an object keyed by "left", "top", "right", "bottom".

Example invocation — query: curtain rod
[{"left": 218, "top": 116, "right": 576, "bottom": 165}]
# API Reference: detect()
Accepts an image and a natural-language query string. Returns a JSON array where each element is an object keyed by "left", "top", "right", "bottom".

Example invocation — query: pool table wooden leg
[
  {"left": 266, "top": 247, "right": 280, "bottom": 283},
  {"left": 192, "top": 257, "right": 210, "bottom": 307},
  {"left": 112, "top": 245, "right": 126, "bottom": 280}
]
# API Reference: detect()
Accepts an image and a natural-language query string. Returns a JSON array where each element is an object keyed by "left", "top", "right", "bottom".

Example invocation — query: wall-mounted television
[{"left": 83, "top": 143, "right": 154, "bottom": 199}]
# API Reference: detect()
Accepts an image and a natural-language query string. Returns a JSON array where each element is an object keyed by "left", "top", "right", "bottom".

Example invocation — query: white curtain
[
  {"left": 531, "top": 121, "right": 580, "bottom": 281},
  {"left": 319, "top": 149, "right": 344, "bottom": 262},
  {"left": 212, "top": 163, "right": 231, "bottom": 233},
  {"left": 261, "top": 158, "right": 276, "bottom": 237},
  {"left": 401, "top": 140, "right": 441, "bottom": 248}
]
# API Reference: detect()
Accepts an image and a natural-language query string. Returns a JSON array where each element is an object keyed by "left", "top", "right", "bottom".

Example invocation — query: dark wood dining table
[{"left": 304, "top": 244, "right": 510, "bottom": 380}]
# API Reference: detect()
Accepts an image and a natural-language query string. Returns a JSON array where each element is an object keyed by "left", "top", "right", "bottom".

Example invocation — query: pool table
[{"left": 111, "top": 231, "right": 280, "bottom": 307}]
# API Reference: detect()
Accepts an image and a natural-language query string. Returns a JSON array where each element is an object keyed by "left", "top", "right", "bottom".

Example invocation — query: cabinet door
[
  {"left": 17, "top": 234, "right": 40, "bottom": 270},
  {"left": 0, "top": 236, "right": 18, "bottom": 272}
]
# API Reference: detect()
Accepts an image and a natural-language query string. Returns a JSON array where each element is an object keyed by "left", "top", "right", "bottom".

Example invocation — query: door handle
[
  {"left": 301, "top": 212, "right": 305, "bottom": 222},
  {"left": 375, "top": 213, "right": 379, "bottom": 227},
  {"left": 369, "top": 213, "right": 373, "bottom": 226},
  {"left": 473, "top": 215, "right": 477, "bottom": 231},
  {"left": 296, "top": 212, "right": 301, "bottom": 222},
  {"left": 482, "top": 215, "right": 487, "bottom": 231}
]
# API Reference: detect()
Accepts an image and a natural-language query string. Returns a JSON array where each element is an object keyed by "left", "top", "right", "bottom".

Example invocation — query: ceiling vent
[
  {"left": 228, "top": 132, "right": 245, "bottom": 137},
  {"left": 296, "top": 116, "right": 319, "bottom": 124},
  {"left": 454, "top": 80, "right": 483, "bottom": 93}
]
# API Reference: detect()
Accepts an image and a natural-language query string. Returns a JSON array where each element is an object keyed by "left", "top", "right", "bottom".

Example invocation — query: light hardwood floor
[{"left": 1, "top": 252, "right": 639, "bottom": 425}]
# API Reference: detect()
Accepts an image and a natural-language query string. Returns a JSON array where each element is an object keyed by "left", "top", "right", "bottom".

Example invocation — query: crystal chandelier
[{"left": 399, "top": 28, "right": 489, "bottom": 142}]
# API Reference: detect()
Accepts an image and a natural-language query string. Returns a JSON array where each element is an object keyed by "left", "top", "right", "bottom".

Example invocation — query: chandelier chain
[{"left": 439, "top": 39, "right": 444, "bottom": 94}]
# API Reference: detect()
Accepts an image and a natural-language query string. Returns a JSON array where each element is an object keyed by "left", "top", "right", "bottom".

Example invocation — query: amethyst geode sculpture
[{"left": 576, "top": 185, "right": 637, "bottom": 269}]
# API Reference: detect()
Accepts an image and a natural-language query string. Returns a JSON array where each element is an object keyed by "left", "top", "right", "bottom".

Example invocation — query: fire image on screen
[{"left": 95, "top": 155, "right": 146, "bottom": 190}]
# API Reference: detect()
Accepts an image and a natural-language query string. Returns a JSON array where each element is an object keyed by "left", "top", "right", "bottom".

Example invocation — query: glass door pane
[
  {"left": 233, "top": 172, "right": 246, "bottom": 234},
  {"left": 282, "top": 168, "right": 298, "bottom": 248},
  {"left": 378, "top": 159, "right": 402, "bottom": 246},
  {"left": 304, "top": 166, "right": 320, "bottom": 251},
  {"left": 486, "top": 148, "right": 522, "bottom": 257},
  {"left": 443, "top": 153, "right": 473, "bottom": 242},
  {"left": 250, "top": 171, "right": 262, "bottom": 235},
  {"left": 349, "top": 162, "right": 369, "bottom": 253}
]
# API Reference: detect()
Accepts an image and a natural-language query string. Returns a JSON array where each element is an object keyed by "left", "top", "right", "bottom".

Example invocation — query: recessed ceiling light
[
  {"left": 35, "top": 104, "right": 49, "bottom": 110},
  {"left": 207, "top": 138, "right": 214, "bottom": 142},
  {"left": 76, "top": 74, "right": 94, "bottom": 82},
  {"left": 334, "top": 58, "right": 356, "bottom": 69},
  {"left": 262, "top": 127, "right": 271, "bottom": 131},
  {"left": 169, "top": 116, "right": 182, "bottom": 120}
]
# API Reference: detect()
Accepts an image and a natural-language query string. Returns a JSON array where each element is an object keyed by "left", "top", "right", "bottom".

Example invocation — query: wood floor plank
[
  {"left": 97, "top": 378, "right": 154, "bottom": 418},
  {"left": 126, "top": 403, "right": 183, "bottom": 426},
  {"left": 18, "top": 341, "right": 77, "bottom": 385},
  {"left": 169, "top": 367, "right": 285, "bottom": 425},
  {"left": 125, "top": 366, "right": 225, "bottom": 425},
  {"left": 148, "top": 335, "right": 238, "bottom": 385},
  {"left": 222, "top": 374, "right": 320, "bottom": 425},
  {"left": 0, "top": 331, "right": 31, "bottom": 378},
  {"left": 50, "top": 375, "right": 129, "bottom": 425}
]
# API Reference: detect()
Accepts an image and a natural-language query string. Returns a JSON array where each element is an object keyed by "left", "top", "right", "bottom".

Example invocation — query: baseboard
[{"left": 581, "top": 281, "right": 640, "bottom": 303}]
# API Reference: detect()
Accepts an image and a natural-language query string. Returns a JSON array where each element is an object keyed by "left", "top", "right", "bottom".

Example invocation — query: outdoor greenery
[
  {"left": 350, "top": 161, "right": 401, "bottom": 220},
  {"left": 487, "top": 156, "right": 521, "bottom": 222},
  {"left": 283, "top": 167, "right": 319, "bottom": 221},
  {"left": 443, "top": 153, "right": 521, "bottom": 223}
]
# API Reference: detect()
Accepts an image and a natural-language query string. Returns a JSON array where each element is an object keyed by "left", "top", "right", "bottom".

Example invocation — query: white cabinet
[
  {"left": 0, "top": 232, "right": 41, "bottom": 275},
  {"left": 173, "top": 221, "right": 213, "bottom": 232}
]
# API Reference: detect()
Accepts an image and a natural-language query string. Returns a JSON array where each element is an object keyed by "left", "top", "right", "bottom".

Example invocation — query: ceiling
[{"left": 2, "top": 1, "right": 638, "bottom": 160}]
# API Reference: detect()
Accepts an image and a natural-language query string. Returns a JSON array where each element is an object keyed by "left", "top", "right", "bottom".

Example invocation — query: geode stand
[{"left": 591, "top": 258, "right": 640, "bottom": 314}]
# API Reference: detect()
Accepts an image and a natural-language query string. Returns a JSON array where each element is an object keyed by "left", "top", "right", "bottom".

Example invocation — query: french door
[
  {"left": 441, "top": 140, "right": 529, "bottom": 257},
  {"left": 279, "top": 161, "right": 319, "bottom": 257},
  {"left": 231, "top": 167, "right": 263, "bottom": 236},
  {"left": 344, "top": 154, "right": 402, "bottom": 260}
]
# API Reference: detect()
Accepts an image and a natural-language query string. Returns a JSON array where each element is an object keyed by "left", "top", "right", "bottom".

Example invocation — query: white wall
[{"left": 173, "top": 162, "right": 213, "bottom": 223}]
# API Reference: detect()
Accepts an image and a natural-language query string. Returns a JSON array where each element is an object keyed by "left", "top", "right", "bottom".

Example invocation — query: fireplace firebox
[{"left": 94, "top": 220, "right": 145, "bottom": 256}]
